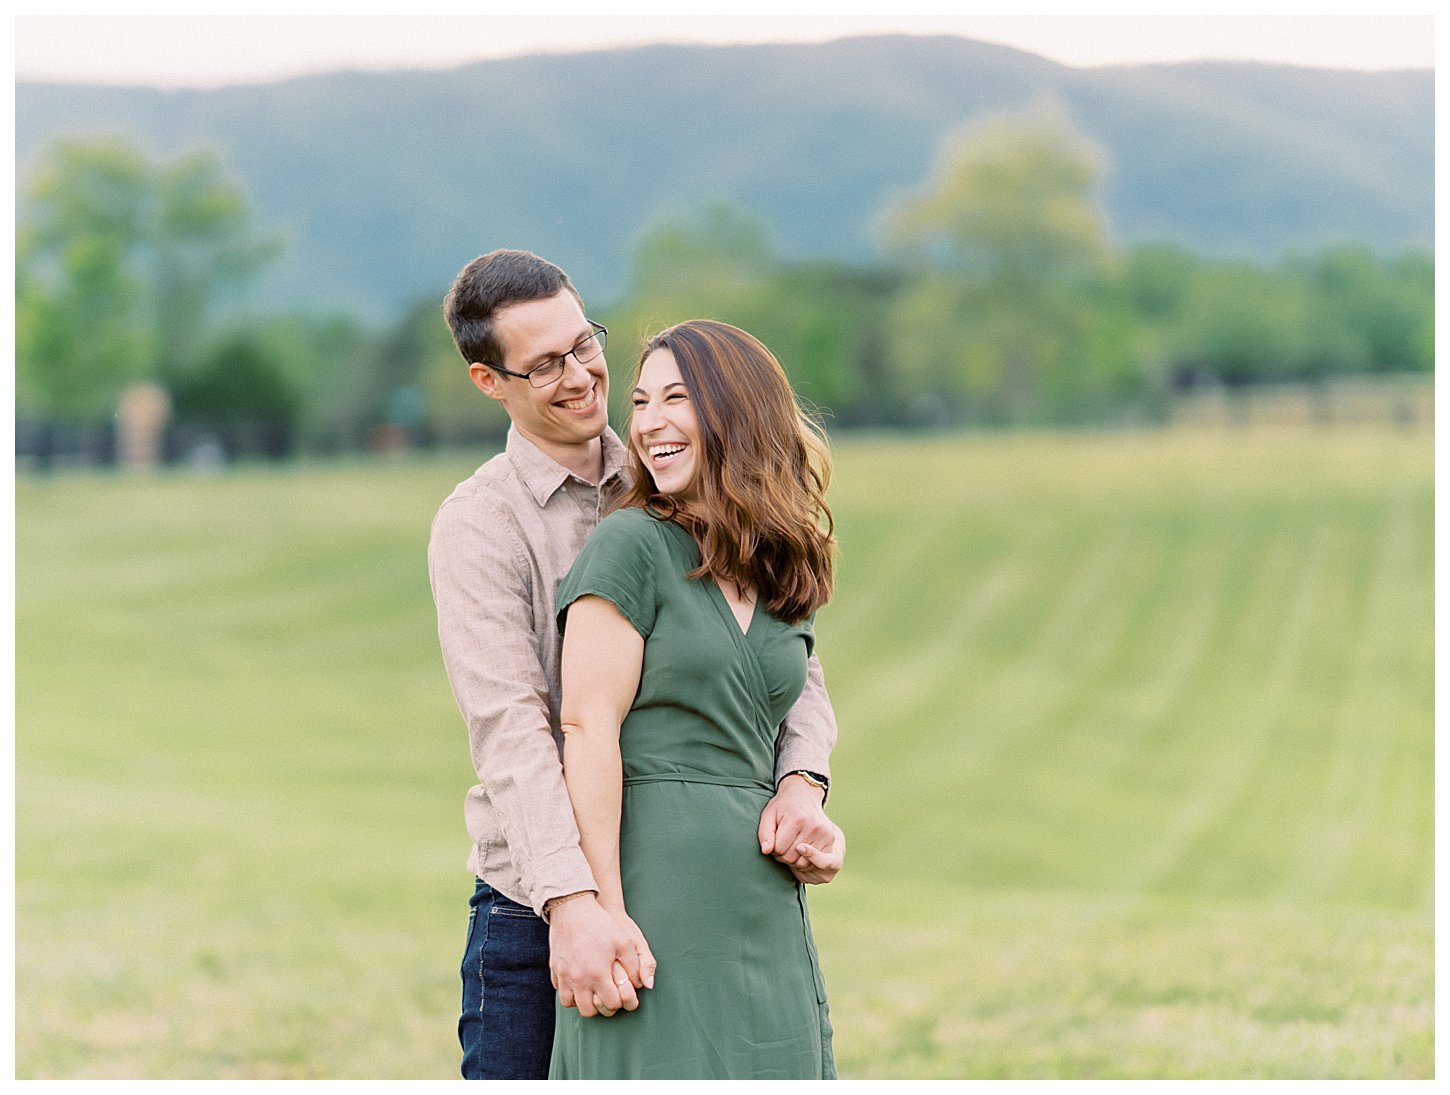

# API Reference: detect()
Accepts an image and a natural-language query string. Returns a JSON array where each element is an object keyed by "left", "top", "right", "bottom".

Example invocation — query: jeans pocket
[{"left": 489, "top": 896, "right": 539, "bottom": 920}]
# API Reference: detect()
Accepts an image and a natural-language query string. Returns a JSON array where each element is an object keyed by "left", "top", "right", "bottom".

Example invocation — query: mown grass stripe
[
  {"left": 1072, "top": 510, "right": 1242, "bottom": 807},
  {"left": 1117, "top": 513, "right": 1333, "bottom": 899},
  {"left": 1284, "top": 485, "right": 1420, "bottom": 902}
]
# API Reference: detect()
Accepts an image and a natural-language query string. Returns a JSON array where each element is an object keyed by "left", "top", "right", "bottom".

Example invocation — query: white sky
[{"left": 12, "top": 13, "right": 1436, "bottom": 88}]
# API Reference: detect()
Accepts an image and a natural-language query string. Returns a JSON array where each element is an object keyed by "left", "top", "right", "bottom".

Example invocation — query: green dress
[{"left": 549, "top": 507, "right": 835, "bottom": 1080}]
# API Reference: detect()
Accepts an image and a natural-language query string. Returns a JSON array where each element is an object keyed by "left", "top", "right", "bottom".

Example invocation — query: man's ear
[{"left": 469, "top": 362, "right": 506, "bottom": 402}]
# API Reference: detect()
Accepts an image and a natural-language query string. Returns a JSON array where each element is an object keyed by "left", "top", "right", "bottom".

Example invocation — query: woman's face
[{"left": 630, "top": 348, "right": 703, "bottom": 502}]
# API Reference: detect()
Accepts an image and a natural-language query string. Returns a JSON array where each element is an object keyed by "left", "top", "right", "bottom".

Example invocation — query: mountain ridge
[{"left": 16, "top": 35, "right": 1432, "bottom": 320}]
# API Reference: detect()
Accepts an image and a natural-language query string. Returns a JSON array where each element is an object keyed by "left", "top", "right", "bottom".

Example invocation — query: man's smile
[{"left": 556, "top": 383, "right": 600, "bottom": 412}]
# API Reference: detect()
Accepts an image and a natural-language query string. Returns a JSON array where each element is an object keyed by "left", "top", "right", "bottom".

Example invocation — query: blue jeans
[{"left": 458, "top": 878, "right": 555, "bottom": 1079}]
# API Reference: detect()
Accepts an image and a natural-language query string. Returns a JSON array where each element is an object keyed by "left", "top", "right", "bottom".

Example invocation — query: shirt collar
[{"left": 506, "top": 424, "right": 631, "bottom": 508}]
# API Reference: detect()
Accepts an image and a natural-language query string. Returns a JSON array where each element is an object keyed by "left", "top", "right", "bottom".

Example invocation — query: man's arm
[
  {"left": 759, "top": 652, "right": 843, "bottom": 883},
  {"left": 775, "top": 653, "right": 836, "bottom": 784},
  {"left": 428, "top": 495, "right": 596, "bottom": 912}
]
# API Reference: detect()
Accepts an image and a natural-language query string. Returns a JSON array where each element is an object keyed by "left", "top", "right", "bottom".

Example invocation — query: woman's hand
[
  {"left": 612, "top": 909, "right": 658, "bottom": 992},
  {"left": 572, "top": 908, "right": 657, "bottom": 1018},
  {"left": 758, "top": 774, "right": 844, "bottom": 884},
  {"left": 785, "top": 822, "right": 845, "bottom": 884},
  {"left": 550, "top": 894, "right": 648, "bottom": 1017}
]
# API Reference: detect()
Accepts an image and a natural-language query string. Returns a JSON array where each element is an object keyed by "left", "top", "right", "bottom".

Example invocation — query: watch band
[{"left": 782, "top": 769, "right": 829, "bottom": 795}]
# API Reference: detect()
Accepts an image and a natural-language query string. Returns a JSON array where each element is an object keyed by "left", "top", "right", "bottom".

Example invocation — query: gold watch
[{"left": 782, "top": 769, "right": 829, "bottom": 796}]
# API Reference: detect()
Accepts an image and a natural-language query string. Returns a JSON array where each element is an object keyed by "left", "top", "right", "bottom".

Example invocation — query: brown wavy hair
[{"left": 616, "top": 320, "right": 835, "bottom": 623}]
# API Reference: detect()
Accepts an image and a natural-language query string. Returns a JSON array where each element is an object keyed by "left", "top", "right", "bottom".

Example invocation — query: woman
[{"left": 548, "top": 320, "right": 837, "bottom": 1079}]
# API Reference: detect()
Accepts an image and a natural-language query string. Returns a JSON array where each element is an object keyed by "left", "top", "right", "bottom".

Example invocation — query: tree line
[{"left": 15, "top": 106, "right": 1433, "bottom": 466}]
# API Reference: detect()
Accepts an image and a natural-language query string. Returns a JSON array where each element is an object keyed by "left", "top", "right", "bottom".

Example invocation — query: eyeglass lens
[{"left": 529, "top": 328, "right": 606, "bottom": 386}]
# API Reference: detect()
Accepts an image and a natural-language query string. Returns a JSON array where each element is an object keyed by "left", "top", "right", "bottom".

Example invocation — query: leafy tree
[
  {"left": 608, "top": 206, "right": 900, "bottom": 428},
  {"left": 626, "top": 202, "right": 776, "bottom": 306},
  {"left": 1299, "top": 247, "right": 1433, "bottom": 375},
  {"left": 16, "top": 144, "right": 154, "bottom": 418},
  {"left": 1166, "top": 262, "right": 1309, "bottom": 389},
  {"left": 1123, "top": 243, "right": 1198, "bottom": 322},
  {"left": 603, "top": 203, "right": 780, "bottom": 418},
  {"left": 170, "top": 331, "right": 300, "bottom": 457},
  {"left": 242, "top": 312, "right": 371, "bottom": 451},
  {"left": 880, "top": 101, "right": 1139, "bottom": 424},
  {"left": 407, "top": 300, "right": 510, "bottom": 447},
  {"left": 883, "top": 102, "right": 1110, "bottom": 288},
  {"left": 745, "top": 261, "right": 902, "bottom": 427},
  {"left": 16, "top": 137, "right": 279, "bottom": 420}
]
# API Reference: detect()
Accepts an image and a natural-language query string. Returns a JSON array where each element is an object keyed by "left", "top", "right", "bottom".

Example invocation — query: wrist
[
  {"left": 543, "top": 890, "right": 597, "bottom": 922},
  {"left": 778, "top": 770, "right": 829, "bottom": 803},
  {"left": 598, "top": 895, "right": 627, "bottom": 917}
]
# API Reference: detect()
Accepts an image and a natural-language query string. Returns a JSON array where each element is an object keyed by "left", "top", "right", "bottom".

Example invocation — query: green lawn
[{"left": 14, "top": 423, "right": 1433, "bottom": 1078}]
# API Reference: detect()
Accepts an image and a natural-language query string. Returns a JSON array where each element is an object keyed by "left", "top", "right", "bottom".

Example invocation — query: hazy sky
[{"left": 14, "top": 14, "right": 1436, "bottom": 88}]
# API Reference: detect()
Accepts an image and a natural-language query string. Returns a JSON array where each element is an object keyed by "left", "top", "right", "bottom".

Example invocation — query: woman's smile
[{"left": 631, "top": 348, "right": 702, "bottom": 501}]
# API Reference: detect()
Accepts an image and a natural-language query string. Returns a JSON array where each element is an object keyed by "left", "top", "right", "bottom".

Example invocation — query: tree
[
  {"left": 1299, "top": 247, "right": 1433, "bottom": 376},
  {"left": 16, "top": 138, "right": 279, "bottom": 420},
  {"left": 172, "top": 333, "right": 299, "bottom": 424},
  {"left": 880, "top": 102, "right": 1141, "bottom": 424},
  {"left": 241, "top": 312, "right": 370, "bottom": 452},
  {"left": 603, "top": 204, "right": 779, "bottom": 423},
  {"left": 1166, "top": 262, "right": 1309, "bottom": 389},
  {"left": 883, "top": 102, "right": 1110, "bottom": 289},
  {"left": 607, "top": 206, "right": 902, "bottom": 428},
  {"left": 399, "top": 298, "right": 509, "bottom": 448}
]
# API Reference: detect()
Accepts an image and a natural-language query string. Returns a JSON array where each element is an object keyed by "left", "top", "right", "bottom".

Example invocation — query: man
[{"left": 428, "top": 249, "right": 843, "bottom": 1079}]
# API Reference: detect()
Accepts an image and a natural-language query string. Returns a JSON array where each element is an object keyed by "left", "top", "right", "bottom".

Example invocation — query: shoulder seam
[{"left": 438, "top": 481, "right": 532, "bottom": 577}]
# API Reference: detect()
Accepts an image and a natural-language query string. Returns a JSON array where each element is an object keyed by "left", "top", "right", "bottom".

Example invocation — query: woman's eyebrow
[{"left": 631, "top": 382, "right": 688, "bottom": 397}]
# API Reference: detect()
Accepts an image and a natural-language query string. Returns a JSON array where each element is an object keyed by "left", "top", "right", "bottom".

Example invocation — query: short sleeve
[
  {"left": 800, "top": 613, "right": 817, "bottom": 660},
  {"left": 556, "top": 509, "right": 661, "bottom": 639}
]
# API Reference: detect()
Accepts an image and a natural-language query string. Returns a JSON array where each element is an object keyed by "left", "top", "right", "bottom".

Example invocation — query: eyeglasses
[{"left": 489, "top": 322, "right": 608, "bottom": 388}]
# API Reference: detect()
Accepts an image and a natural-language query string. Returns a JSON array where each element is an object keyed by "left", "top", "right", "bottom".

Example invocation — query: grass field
[{"left": 14, "top": 422, "right": 1433, "bottom": 1078}]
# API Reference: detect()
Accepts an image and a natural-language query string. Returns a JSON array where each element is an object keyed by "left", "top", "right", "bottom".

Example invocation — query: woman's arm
[{"left": 559, "top": 594, "right": 646, "bottom": 915}]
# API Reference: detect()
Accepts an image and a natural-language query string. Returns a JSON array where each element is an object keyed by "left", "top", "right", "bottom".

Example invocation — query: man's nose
[{"left": 561, "top": 351, "right": 593, "bottom": 388}]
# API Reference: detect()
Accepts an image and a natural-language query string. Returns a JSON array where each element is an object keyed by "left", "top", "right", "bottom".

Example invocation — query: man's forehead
[{"left": 495, "top": 292, "right": 589, "bottom": 362}]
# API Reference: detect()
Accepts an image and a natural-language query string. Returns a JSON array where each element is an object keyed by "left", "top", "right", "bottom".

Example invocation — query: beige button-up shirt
[{"left": 428, "top": 425, "right": 838, "bottom": 917}]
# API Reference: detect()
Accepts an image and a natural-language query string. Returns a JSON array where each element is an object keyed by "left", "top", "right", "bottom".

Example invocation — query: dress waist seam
[{"left": 623, "top": 773, "right": 772, "bottom": 793}]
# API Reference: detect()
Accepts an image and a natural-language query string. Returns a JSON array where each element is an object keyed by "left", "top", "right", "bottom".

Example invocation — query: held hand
[
  {"left": 549, "top": 894, "right": 654, "bottom": 1017},
  {"left": 758, "top": 775, "right": 841, "bottom": 880},
  {"left": 786, "top": 822, "right": 845, "bottom": 885},
  {"left": 551, "top": 893, "right": 643, "bottom": 1015},
  {"left": 584, "top": 910, "right": 658, "bottom": 1017},
  {"left": 613, "top": 908, "right": 658, "bottom": 993}
]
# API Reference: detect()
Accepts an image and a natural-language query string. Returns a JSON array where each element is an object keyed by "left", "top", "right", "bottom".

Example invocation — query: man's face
[{"left": 471, "top": 290, "right": 609, "bottom": 458}]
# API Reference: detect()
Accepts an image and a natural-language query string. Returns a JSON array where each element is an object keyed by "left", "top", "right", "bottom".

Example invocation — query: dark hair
[
  {"left": 616, "top": 320, "right": 835, "bottom": 623},
  {"left": 443, "top": 249, "right": 583, "bottom": 367}
]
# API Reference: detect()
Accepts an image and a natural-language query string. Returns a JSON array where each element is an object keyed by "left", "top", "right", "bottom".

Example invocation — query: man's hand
[
  {"left": 758, "top": 774, "right": 844, "bottom": 884},
  {"left": 548, "top": 894, "right": 657, "bottom": 1017}
]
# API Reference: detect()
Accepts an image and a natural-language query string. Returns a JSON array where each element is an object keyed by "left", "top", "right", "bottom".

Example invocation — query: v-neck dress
[{"left": 548, "top": 506, "right": 835, "bottom": 1080}]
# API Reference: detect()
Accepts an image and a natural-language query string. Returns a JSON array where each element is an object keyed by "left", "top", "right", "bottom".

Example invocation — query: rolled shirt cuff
[{"left": 527, "top": 846, "right": 599, "bottom": 920}]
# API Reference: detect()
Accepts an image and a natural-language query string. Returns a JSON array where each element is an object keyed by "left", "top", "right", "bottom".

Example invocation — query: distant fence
[
  {"left": 15, "top": 417, "right": 293, "bottom": 474},
  {"left": 15, "top": 375, "right": 1433, "bottom": 472},
  {"left": 1168, "top": 375, "right": 1432, "bottom": 430}
]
